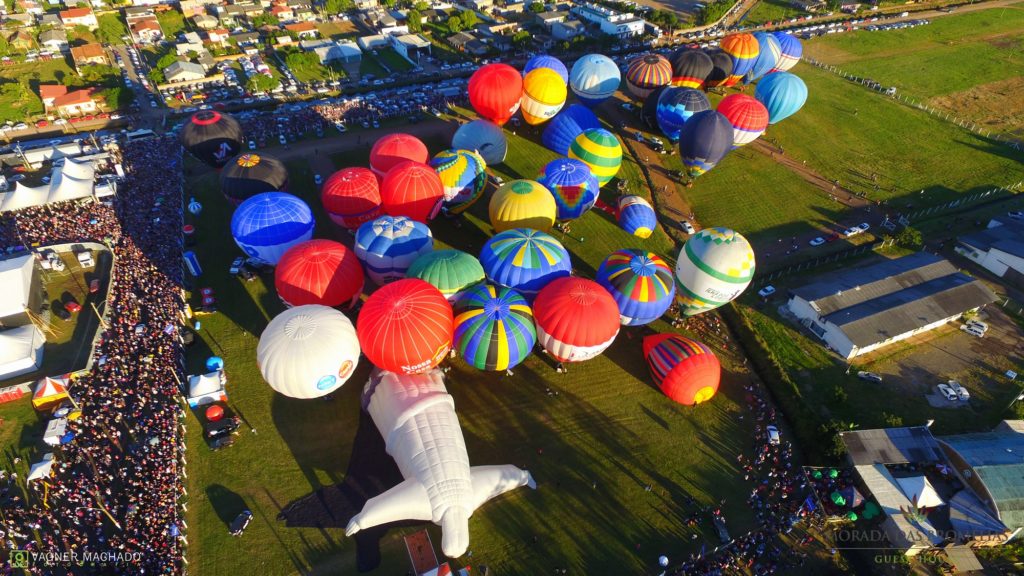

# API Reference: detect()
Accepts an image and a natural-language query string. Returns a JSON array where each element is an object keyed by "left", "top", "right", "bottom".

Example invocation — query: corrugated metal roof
[
  {"left": 942, "top": 429, "right": 1024, "bottom": 533},
  {"left": 841, "top": 427, "right": 943, "bottom": 466},
  {"left": 959, "top": 219, "right": 1024, "bottom": 259}
]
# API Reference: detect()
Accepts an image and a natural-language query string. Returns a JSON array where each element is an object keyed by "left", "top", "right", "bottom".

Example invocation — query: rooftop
[
  {"left": 70, "top": 43, "right": 105, "bottom": 61},
  {"left": 59, "top": 7, "right": 93, "bottom": 18},
  {"left": 842, "top": 426, "right": 944, "bottom": 466},
  {"left": 941, "top": 423, "right": 1024, "bottom": 531},
  {"left": 959, "top": 218, "right": 1024, "bottom": 260}
]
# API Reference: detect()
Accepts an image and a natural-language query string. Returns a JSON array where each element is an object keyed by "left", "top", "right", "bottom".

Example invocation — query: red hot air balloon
[
  {"left": 369, "top": 134, "right": 429, "bottom": 179},
  {"left": 716, "top": 94, "right": 770, "bottom": 147},
  {"left": 468, "top": 63, "right": 524, "bottom": 126},
  {"left": 643, "top": 334, "right": 720, "bottom": 406},
  {"left": 380, "top": 161, "right": 445, "bottom": 223},
  {"left": 321, "top": 167, "right": 382, "bottom": 229},
  {"left": 533, "top": 277, "right": 620, "bottom": 363},
  {"left": 357, "top": 278, "right": 454, "bottom": 374},
  {"left": 275, "top": 240, "right": 365, "bottom": 308}
]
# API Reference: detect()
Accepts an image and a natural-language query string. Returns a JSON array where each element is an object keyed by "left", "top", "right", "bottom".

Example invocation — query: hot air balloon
[
  {"left": 568, "top": 128, "right": 622, "bottom": 187},
  {"left": 321, "top": 167, "right": 381, "bottom": 230},
  {"left": 468, "top": 63, "right": 523, "bottom": 126},
  {"left": 230, "top": 192, "right": 315, "bottom": 265},
  {"left": 569, "top": 54, "right": 621, "bottom": 107},
  {"left": 704, "top": 48, "right": 734, "bottom": 89},
  {"left": 717, "top": 94, "right": 770, "bottom": 147},
  {"left": 188, "top": 198, "right": 202, "bottom": 215},
  {"left": 257, "top": 305, "right": 360, "bottom": 399},
  {"left": 744, "top": 32, "right": 782, "bottom": 84},
  {"left": 720, "top": 33, "right": 760, "bottom": 87},
  {"left": 674, "top": 227, "right": 755, "bottom": 316},
  {"left": 369, "top": 133, "right": 429, "bottom": 179},
  {"left": 274, "top": 239, "right": 364, "bottom": 308},
  {"left": 489, "top": 179, "right": 557, "bottom": 233},
  {"left": 220, "top": 153, "right": 288, "bottom": 205},
  {"left": 643, "top": 334, "right": 720, "bottom": 405},
  {"left": 617, "top": 195, "right": 657, "bottom": 239},
  {"left": 656, "top": 87, "right": 712, "bottom": 141},
  {"left": 754, "top": 72, "right": 807, "bottom": 124},
  {"left": 537, "top": 158, "right": 599, "bottom": 221},
  {"left": 357, "top": 278, "right": 454, "bottom": 374},
  {"left": 429, "top": 149, "right": 487, "bottom": 215},
  {"left": 453, "top": 284, "right": 536, "bottom": 371},
  {"left": 180, "top": 110, "right": 244, "bottom": 169},
  {"left": 625, "top": 53, "right": 672, "bottom": 100},
  {"left": 452, "top": 119, "right": 507, "bottom": 166},
  {"left": 479, "top": 228, "right": 571, "bottom": 299},
  {"left": 523, "top": 55, "right": 568, "bottom": 84},
  {"left": 677, "top": 110, "right": 734, "bottom": 178},
  {"left": 380, "top": 161, "right": 444, "bottom": 223},
  {"left": 770, "top": 32, "right": 802, "bottom": 73},
  {"left": 596, "top": 249, "right": 676, "bottom": 326},
  {"left": 521, "top": 68, "right": 567, "bottom": 125},
  {"left": 669, "top": 48, "right": 713, "bottom": 89},
  {"left": 354, "top": 215, "right": 434, "bottom": 285},
  {"left": 640, "top": 86, "right": 667, "bottom": 129},
  {"left": 533, "top": 277, "right": 619, "bottom": 363},
  {"left": 407, "top": 249, "right": 486, "bottom": 302},
  {"left": 542, "top": 104, "right": 601, "bottom": 156}
]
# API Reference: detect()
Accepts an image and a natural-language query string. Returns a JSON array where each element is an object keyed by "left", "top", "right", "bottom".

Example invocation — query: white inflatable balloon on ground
[
  {"left": 674, "top": 227, "right": 756, "bottom": 316},
  {"left": 256, "top": 305, "right": 360, "bottom": 399}
]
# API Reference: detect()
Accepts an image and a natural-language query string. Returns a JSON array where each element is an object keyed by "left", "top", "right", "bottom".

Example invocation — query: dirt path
[{"left": 748, "top": 139, "right": 869, "bottom": 209}]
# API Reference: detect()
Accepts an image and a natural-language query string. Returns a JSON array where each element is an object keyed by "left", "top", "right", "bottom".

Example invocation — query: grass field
[
  {"left": 376, "top": 48, "right": 415, "bottom": 73},
  {"left": 741, "top": 0, "right": 807, "bottom": 26},
  {"left": 358, "top": 57, "right": 388, "bottom": 78}
]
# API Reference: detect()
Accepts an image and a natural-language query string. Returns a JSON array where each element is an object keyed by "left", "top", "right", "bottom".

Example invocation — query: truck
[{"left": 76, "top": 250, "right": 95, "bottom": 269}]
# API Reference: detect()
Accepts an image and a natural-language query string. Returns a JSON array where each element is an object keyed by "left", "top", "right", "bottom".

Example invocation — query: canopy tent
[
  {"left": 187, "top": 370, "right": 226, "bottom": 408},
  {"left": 896, "top": 475, "right": 945, "bottom": 508},
  {"left": 0, "top": 325, "right": 45, "bottom": 380},
  {"left": 0, "top": 254, "right": 34, "bottom": 324},
  {"left": 43, "top": 417, "right": 68, "bottom": 446},
  {"left": 0, "top": 157, "right": 96, "bottom": 213},
  {"left": 33, "top": 374, "right": 69, "bottom": 410},
  {"left": 27, "top": 453, "right": 53, "bottom": 482}
]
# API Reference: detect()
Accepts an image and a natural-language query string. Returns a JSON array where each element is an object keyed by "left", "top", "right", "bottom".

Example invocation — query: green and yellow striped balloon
[
  {"left": 568, "top": 128, "right": 622, "bottom": 187},
  {"left": 674, "top": 227, "right": 756, "bottom": 316},
  {"left": 453, "top": 284, "right": 537, "bottom": 371}
]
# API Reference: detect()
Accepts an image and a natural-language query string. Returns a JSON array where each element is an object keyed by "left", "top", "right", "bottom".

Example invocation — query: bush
[
  {"left": 883, "top": 412, "right": 904, "bottom": 427},
  {"left": 832, "top": 384, "right": 848, "bottom": 404}
]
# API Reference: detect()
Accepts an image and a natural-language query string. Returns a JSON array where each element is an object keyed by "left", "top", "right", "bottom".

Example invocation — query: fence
[
  {"left": 804, "top": 57, "right": 1024, "bottom": 152},
  {"left": 899, "top": 181, "right": 1024, "bottom": 224},
  {"left": 755, "top": 240, "right": 888, "bottom": 287}
]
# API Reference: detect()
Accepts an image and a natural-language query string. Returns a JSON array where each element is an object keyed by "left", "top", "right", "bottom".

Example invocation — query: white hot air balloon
[
  {"left": 674, "top": 227, "right": 756, "bottom": 316},
  {"left": 256, "top": 305, "right": 360, "bottom": 399}
]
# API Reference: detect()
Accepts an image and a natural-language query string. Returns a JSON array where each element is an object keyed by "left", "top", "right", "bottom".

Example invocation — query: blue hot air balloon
[
  {"left": 569, "top": 54, "right": 621, "bottom": 107},
  {"left": 755, "top": 72, "right": 808, "bottom": 124},
  {"left": 354, "top": 215, "right": 434, "bottom": 285},
  {"left": 617, "top": 195, "right": 657, "bottom": 239},
  {"left": 230, "top": 192, "right": 314, "bottom": 265},
  {"left": 479, "top": 228, "right": 571, "bottom": 300},
  {"left": 523, "top": 55, "right": 569, "bottom": 84},
  {"left": 452, "top": 119, "right": 507, "bottom": 166},
  {"left": 538, "top": 158, "right": 599, "bottom": 221},
  {"left": 656, "top": 87, "right": 712, "bottom": 142},
  {"left": 744, "top": 32, "right": 782, "bottom": 84},
  {"left": 677, "top": 110, "right": 734, "bottom": 178},
  {"left": 542, "top": 104, "right": 601, "bottom": 156},
  {"left": 770, "top": 32, "right": 802, "bottom": 72}
]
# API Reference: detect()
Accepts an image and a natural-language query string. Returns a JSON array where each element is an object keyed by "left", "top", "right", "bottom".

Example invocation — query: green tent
[
  {"left": 862, "top": 501, "right": 881, "bottom": 519},
  {"left": 813, "top": 470, "right": 823, "bottom": 479},
  {"left": 846, "top": 511, "right": 858, "bottom": 521},
  {"left": 828, "top": 469, "right": 839, "bottom": 479},
  {"left": 831, "top": 491, "right": 846, "bottom": 506}
]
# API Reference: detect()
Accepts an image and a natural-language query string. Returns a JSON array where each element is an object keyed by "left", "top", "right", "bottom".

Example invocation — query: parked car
[
  {"left": 937, "top": 383, "right": 958, "bottom": 402},
  {"left": 278, "top": 134, "right": 287, "bottom": 145},
  {"left": 248, "top": 140, "right": 256, "bottom": 150},
  {"left": 54, "top": 306, "right": 72, "bottom": 321},
  {"left": 757, "top": 285, "right": 776, "bottom": 298},
  {"left": 960, "top": 324, "right": 985, "bottom": 338},
  {"left": 89, "top": 279, "right": 100, "bottom": 294},
  {"left": 809, "top": 237, "right": 825, "bottom": 247},
  {"left": 64, "top": 300, "right": 81, "bottom": 313},
  {"left": 230, "top": 510, "right": 252, "bottom": 536},
  {"left": 1007, "top": 211, "right": 1023, "bottom": 221},
  {"left": 843, "top": 227, "right": 861, "bottom": 237},
  {"left": 965, "top": 319, "right": 988, "bottom": 333},
  {"left": 948, "top": 380, "right": 970, "bottom": 401},
  {"left": 680, "top": 220, "right": 696, "bottom": 235},
  {"left": 229, "top": 257, "right": 245, "bottom": 275},
  {"left": 857, "top": 223, "right": 871, "bottom": 232},
  {"left": 857, "top": 371, "right": 882, "bottom": 383},
  {"left": 766, "top": 425, "right": 780, "bottom": 445}
]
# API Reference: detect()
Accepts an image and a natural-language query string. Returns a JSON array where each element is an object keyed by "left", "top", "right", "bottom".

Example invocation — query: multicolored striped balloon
[
  {"left": 596, "top": 249, "right": 676, "bottom": 326},
  {"left": 407, "top": 249, "right": 485, "bottom": 302},
  {"left": 538, "top": 158, "right": 599, "bottom": 221},
  {"left": 568, "top": 128, "right": 622, "bottom": 187},
  {"left": 656, "top": 87, "right": 712, "bottom": 142},
  {"left": 669, "top": 48, "right": 713, "bottom": 89},
  {"left": 354, "top": 215, "right": 434, "bottom": 285},
  {"left": 720, "top": 33, "right": 760, "bottom": 87},
  {"left": 453, "top": 284, "right": 536, "bottom": 371},
  {"left": 479, "top": 228, "right": 571, "bottom": 299},
  {"left": 429, "top": 149, "right": 487, "bottom": 215},
  {"left": 674, "top": 227, "right": 755, "bottom": 316},
  {"left": 625, "top": 53, "right": 672, "bottom": 100},
  {"left": 643, "top": 333, "right": 720, "bottom": 405},
  {"left": 617, "top": 195, "right": 657, "bottom": 239}
]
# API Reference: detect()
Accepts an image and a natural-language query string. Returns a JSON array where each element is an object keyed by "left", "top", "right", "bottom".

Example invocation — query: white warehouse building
[
  {"left": 786, "top": 252, "right": 996, "bottom": 359},
  {"left": 956, "top": 217, "right": 1024, "bottom": 287},
  {"left": 570, "top": 3, "right": 646, "bottom": 38}
]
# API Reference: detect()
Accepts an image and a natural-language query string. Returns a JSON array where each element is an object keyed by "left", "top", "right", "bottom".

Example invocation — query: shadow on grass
[{"left": 206, "top": 483, "right": 248, "bottom": 528}]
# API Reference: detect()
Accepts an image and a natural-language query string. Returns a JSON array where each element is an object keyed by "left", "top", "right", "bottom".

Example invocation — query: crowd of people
[{"left": 0, "top": 135, "right": 187, "bottom": 575}]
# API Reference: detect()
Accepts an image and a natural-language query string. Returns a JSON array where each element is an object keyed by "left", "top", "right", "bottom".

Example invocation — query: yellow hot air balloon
[
  {"left": 488, "top": 180, "right": 556, "bottom": 233},
  {"left": 521, "top": 68, "right": 567, "bottom": 126}
]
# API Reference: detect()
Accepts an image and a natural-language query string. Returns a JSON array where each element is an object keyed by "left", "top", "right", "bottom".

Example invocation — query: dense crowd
[{"left": 0, "top": 135, "right": 187, "bottom": 575}]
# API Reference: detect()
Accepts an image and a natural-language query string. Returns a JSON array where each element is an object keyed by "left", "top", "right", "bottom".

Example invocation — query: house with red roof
[
  {"left": 38, "top": 85, "right": 98, "bottom": 116},
  {"left": 59, "top": 7, "right": 98, "bottom": 29}
]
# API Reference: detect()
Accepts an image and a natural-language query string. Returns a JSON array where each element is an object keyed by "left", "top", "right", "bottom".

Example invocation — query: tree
[
  {"left": 97, "top": 13, "right": 127, "bottom": 44},
  {"left": 882, "top": 412, "right": 904, "bottom": 428},
  {"left": 512, "top": 30, "right": 531, "bottom": 48},
  {"left": 461, "top": 10, "right": 478, "bottom": 28},
  {"left": 414, "top": 0, "right": 428, "bottom": 10},
  {"left": 246, "top": 73, "right": 280, "bottom": 94},
  {"left": 0, "top": 35, "right": 9, "bottom": 58},
  {"left": 529, "top": 2, "right": 545, "bottom": 12},
  {"left": 407, "top": 9, "right": 423, "bottom": 33},
  {"left": 98, "top": 86, "right": 135, "bottom": 109},
  {"left": 895, "top": 226, "right": 923, "bottom": 250},
  {"left": 447, "top": 14, "right": 463, "bottom": 33},
  {"left": 250, "top": 13, "right": 280, "bottom": 27},
  {"left": 323, "top": 0, "right": 354, "bottom": 15}
]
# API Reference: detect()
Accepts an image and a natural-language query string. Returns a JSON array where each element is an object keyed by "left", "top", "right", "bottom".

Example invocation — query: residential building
[
  {"left": 551, "top": 19, "right": 585, "bottom": 40},
  {"left": 501, "top": 0, "right": 524, "bottom": 13},
  {"left": 356, "top": 34, "right": 389, "bottom": 51},
  {"left": 270, "top": 5, "right": 294, "bottom": 20},
  {"left": 59, "top": 7, "right": 98, "bottom": 29},
  {"left": 284, "top": 21, "right": 319, "bottom": 38},
  {"left": 570, "top": 3, "right": 645, "bottom": 38},
  {"left": 39, "top": 30, "right": 68, "bottom": 53},
  {"left": 164, "top": 60, "right": 206, "bottom": 83},
  {"left": 448, "top": 31, "right": 487, "bottom": 55},
  {"left": 786, "top": 252, "right": 997, "bottom": 359},
  {"left": 6, "top": 30, "right": 34, "bottom": 51},
  {"left": 353, "top": 0, "right": 378, "bottom": 8},
  {"left": 207, "top": 28, "right": 230, "bottom": 44},
  {"left": 176, "top": 32, "right": 206, "bottom": 55},
  {"left": 389, "top": 33, "right": 430, "bottom": 63},
  {"left": 16, "top": 0, "right": 41, "bottom": 15},
  {"left": 70, "top": 44, "right": 109, "bottom": 72},
  {"left": 230, "top": 32, "right": 261, "bottom": 46},
  {"left": 535, "top": 10, "right": 566, "bottom": 28},
  {"left": 790, "top": 0, "right": 826, "bottom": 10},
  {"left": 179, "top": 0, "right": 220, "bottom": 17},
  {"left": 38, "top": 85, "right": 98, "bottom": 116},
  {"left": 192, "top": 13, "right": 219, "bottom": 29},
  {"left": 301, "top": 39, "right": 361, "bottom": 64},
  {"left": 956, "top": 218, "right": 1024, "bottom": 287},
  {"left": 39, "top": 14, "right": 62, "bottom": 27},
  {"left": 467, "top": 0, "right": 492, "bottom": 10},
  {"left": 126, "top": 9, "right": 164, "bottom": 44}
]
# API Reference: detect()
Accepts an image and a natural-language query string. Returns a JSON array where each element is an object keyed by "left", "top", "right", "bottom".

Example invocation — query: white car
[
  {"left": 960, "top": 324, "right": 985, "bottom": 338},
  {"left": 809, "top": 237, "right": 825, "bottom": 247},
  {"left": 278, "top": 134, "right": 287, "bottom": 145},
  {"left": 948, "top": 381, "right": 970, "bottom": 401},
  {"left": 681, "top": 220, "right": 696, "bottom": 234},
  {"left": 766, "top": 425, "right": 780, "bottom": 445},
  {"left": 757, "top": 285, "right": 776, "bottom": 298},
  {"left": 229, "top": 257, "right": 245, "bottom": 275},
  {"left": 965, "top": 320, "right": 988, "bottom": 333},
  {"left": 857, "top": 371, "right": 882, "bottom": 383},
  {"left": 937, "top": 383, "right": 958, "bottom": 402},
  {"left": 857, "top": 223, "right": 871, "bottom": 232},
  {"left": 843, "top": 227, "right": 861, "bottom": 237}
]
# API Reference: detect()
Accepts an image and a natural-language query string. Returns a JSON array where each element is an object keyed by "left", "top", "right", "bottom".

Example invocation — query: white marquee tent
[
  {"left": 896, "top": 475, "right": 945, "bottom": 508},
  {"left": 0, "top": 157, "right": 96, "bottom": 213},
  {"left": 27, "top": 452, "right": 54, "bottom": 482},
  {"left": 0, "top": 254, "right": 34, "bottom": 321},
  {"left": 187, "top": 370, "right": 226, "bottom": 408},
  {"left": 0, "top": 325, "right": 45, "bottom": 380}
]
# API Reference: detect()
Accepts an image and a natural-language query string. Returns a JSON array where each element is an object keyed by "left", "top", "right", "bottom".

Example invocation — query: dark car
[
  {"left": 205, "top": 417, "right": 240, "bottom": 439},
  {"left": 230, "top": 510, "right": 252, "bottom": 536},
  {"left": 89, "top": 279, "right": 100, "bottom": 294},
  {"left": 54, "top": 306, "right": 72, "bottom": 321}
]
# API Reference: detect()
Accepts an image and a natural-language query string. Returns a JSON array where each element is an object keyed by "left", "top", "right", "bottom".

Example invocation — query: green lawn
[
  {"left": 375, "top": 47, "right": 414, "bottom": 73},
  {"left": 741, "top": 0, "right": 807, "bottom": 26},
  {"left": 358, "top": 56, "right": 387, "bottom": 78},
  {"left": 157, "top": 10, "right": 187, "bottom": 39}
]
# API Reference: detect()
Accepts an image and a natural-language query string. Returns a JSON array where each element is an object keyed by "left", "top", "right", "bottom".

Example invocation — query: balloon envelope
[
  {"left": 321, "top": 167, "right": 381, "bottom": 229},
  {"left": 640, "top": 86, "right": 667, "bottom": 129},
  {"left": 625, "top": 53, "right": 672, "bottom": 100},
  {"left": 717, "top": 94, "right": 770, "bottom": 147},
  {"left": 469, "top": 63, "right": 523, "bottom": 125},
  {"left": 380, "top": 161, "right": 444, "bottom": 222},
  {"left": 452, "top": 119, "right": 507, "bottom": 166},
  {"left": 370, "top": 133, "right": 429, "bottom": 178},
  {"left": 704, "top": 48, "right": 734, "bottom": 89},
  {"left": 479, "top": 228, "right": 571, "bottom": 299},
  {"left": 275, "top": 239, "right": 364, "bottom": 308},
  {"left": 657, "top": 87, "right": 712, "bottom": 141},
  {"left": 674, "top": 227, "right": 755, "bottom": 316},
  {"left": 357, "top": 278, "right": 454, "bottom": 374},
  {"left": 542, "top": 104, "right": 601, "bottom": 156},
  {"left": 744, "top": 32, "right": 782, "bottom": 83},
  {"left": 354, "top": 215, "right": 434, "bottom": 285},
  {"left": 538, "top": 158, "right": 599, "bottom": 221},
  {"left": 643, "top": 334, "right": 720, "bottom": 405},
  {"left": 770, "top": 32, "right": 802, "bottom": 72},
  {"left": 720, "top": 33, "right": 760, "bottom": 87},
  {"left": 669, "top": 48, "right": 713, "bottom": 89},
  {"left": 755, "top": 72, "right": 808, "bottom": 124},
  {"left": 617, "top": 195, "right": 657, "bottom": 239},
  {"left": 489, "top": 179, "right": 557, "bottom": 233},
  {"left": 523, "top": 55, "right": 568, "bottom": 83},
  {"left": 677, "top": 110, "right": 734, "bottom": 178},
  {"left": 521, "top": 68, "right": 567, "bottom": 125},
  {"left": 407, "top": 249, "right": 486, "bottom": 302},
  {"left": 596, "top": 249, "right": 676, "bottom": 326},
  {"left": 180, "top": 110, "right": 244, "bottom": 168},
  {"left": 569, "top": 54, "right": 621, "bottom": 106},
  {"left": 533, "top": 277, "right": 620, "bottom": 363},
  {"left": 429, "top": 149, "right": 487, "bottom": 215},
  {"left": 568, "top": 128, "right": 622, "bottom": 187},
  {"left": 230, "top": 192, "right": 315, "bottom": 265},
  {"left": 257, "top": 305, "right": 360, "bottom": 399},
  {"left": 454, "top": 284, "right": 536, "bottom": 371},
  {"left": 220, "top": 153, "right": 288, "bottom": 205}
]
